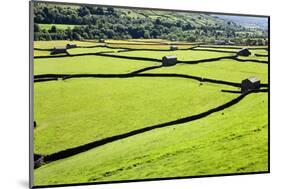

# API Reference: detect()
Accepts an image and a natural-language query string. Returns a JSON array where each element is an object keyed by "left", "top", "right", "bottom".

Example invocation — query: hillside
[
  {"left": 33, "top": 2, "right": 268, "bottom": 45},
  {"left": 214, "top": 15, "right": 268, "bottom": 30}
]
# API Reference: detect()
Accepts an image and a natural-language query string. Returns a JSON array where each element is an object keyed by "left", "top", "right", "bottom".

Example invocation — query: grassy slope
[
  {"left": 34, "top": 78, "right": 238, "bottom": 155},
  {"left": 106, "top": 50, "right": 235, "bottom": 61},
  {"left": 34, "top": 93, "right": 268, "bottom": 186},
  {"left": 145, "top": 59, "right": 268, "bottom": 83},
  {"left": 34, "top": 56, "right": 160, "bottom": 75}
]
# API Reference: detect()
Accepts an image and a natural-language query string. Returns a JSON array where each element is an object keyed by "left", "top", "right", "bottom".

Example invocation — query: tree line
[{"left": 34, "top": 3, "right": 268, "bottom": 45}]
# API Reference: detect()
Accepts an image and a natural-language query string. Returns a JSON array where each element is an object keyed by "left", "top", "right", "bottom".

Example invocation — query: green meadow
[
  {"left": 145, "top": 59, "right": 268, "bottom": 83},
  {"left": 34, "top": 56, "right": 159, "bottom": 75},
  {"left": 34, "top": 77, "right": 238, "bottom": 155},
  {"left": 33, "top": 39, "right": 269, "bottom": 186},
  {"left": 106, "top": 49, "right": 235, "bottom": 61},
  {"left": 34, "top": 93, "right": 268, "bottom": 185}
]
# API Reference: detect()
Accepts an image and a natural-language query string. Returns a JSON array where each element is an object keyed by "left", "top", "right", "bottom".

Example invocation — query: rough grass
[
  {"left": 145, "top": 59, "right": 268, "bottom": 83},
  {"left": 34, "top": 93, "right": 268, "bottom": 186},
  {"left": 34, "top": 77, "right": 238, "bottom": 155},
  {"left": 34, "top": 55, "right": 160, "bottom": 75}
]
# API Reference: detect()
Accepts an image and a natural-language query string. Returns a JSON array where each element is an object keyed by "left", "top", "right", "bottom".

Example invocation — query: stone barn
[
  {"left": 237, "top": 48, "right": 251, "bottom": 56},
  {"left": 241, "top": 77, "right": 260, "bottom": 93},
  {"left": 50, "top": 47, "right": 67, "bottom": 55},
  {"left": 170, "top": 45, "right": 178, "bottom": 51},
  {"left": 66, "top": 43, "right": 77, "bottom": 49},
  {"left": 162, "top": 55, "right": 177, "bottom": 66},
  {"left": 99, "top": 38, "right": 105, "bottom": 43}
]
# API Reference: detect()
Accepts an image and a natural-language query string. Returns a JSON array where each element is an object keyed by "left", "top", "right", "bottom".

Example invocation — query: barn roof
[
  {"left": 247, "top": 77, "right": 260, "bottom": 83},
  {"left": 163, "top": 55, "right": 177, "bottom": 59}
]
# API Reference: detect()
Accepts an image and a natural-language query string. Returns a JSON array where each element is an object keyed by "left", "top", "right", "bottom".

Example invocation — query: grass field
[
  {"left": 34, "top": 77, "right": 238, "bottom": 154},
  {"left": 105, "top": 50, "right": 235, "bottom": 61},
  {"left": 34, "top": 40, "right": 98, "bottom": 49},
  {"left": 34, "top": 56, "right": 159, "bottom": 75},
  {"left": 145, "top": 59, "right": 268, "bottom": 83},
  {"left": 34, "top": 93, "right": 268, "bottom": 185},
  {"left": 33, "top": 39, "right": 269, "bottom": 186},
  {"left": 67, "top": 47, "right": 124, "bottom": 55}
]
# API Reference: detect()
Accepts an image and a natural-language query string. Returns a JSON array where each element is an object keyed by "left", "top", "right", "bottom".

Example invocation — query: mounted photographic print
[{"left": 29, "top": 0, "right": 269, "bottom": 188}]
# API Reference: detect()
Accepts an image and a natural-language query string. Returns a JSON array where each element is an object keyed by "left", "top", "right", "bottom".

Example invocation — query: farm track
[{"left": 34, "top": 89, "right": 268, "bottom": 169}]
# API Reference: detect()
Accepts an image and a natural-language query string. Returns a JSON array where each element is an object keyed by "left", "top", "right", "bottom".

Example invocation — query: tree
[
  {"left": 73, "top": 32, "right": 82, "bottom": 40},
  {"left": 34, "top": 23, "right": 40, "bottom": 32},
  {"left": 96, "top": 7, "right": 104, "bottom": 15},
  {"left": 33, "top": 3, "right": 268, "bottom": 44},
  {"left": 78, "top": 6, "right": 90, "bottom": 17},
  {"left": 107, "top": 7, "right": 114, "bottom": 14},
  {"left": 50, "top": 25, "right": 57, "bottom": 33},
  {"left": 144, "top": 30, "right": 150, "bottom": 39}
]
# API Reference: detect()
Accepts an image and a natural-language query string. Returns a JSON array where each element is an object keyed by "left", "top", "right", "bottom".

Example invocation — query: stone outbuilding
[
  {"left": 66, "top": 43, "right": 77, "bottom": 49},
  {"left": 170, "top": 45, "right": 178, "bottom": 51},
  {"left": 241, "top": 77, "right": 260, "bottom": 93},
  {"left": 99, "top": 38, "right": 105, "bottom": 43},
  {"left": 50, "top": 47, "right": 67, "bottom": 55},
  {"left": 162, "top": 55, "right": 177, "bottom": 66},
  {"left": 237, "top": 48, "right": 251, "bottom": 56}
]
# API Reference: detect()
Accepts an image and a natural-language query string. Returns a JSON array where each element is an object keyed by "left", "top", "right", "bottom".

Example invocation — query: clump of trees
[{"left": 33, "top": 3, "right": 268, "bottom": 45}]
